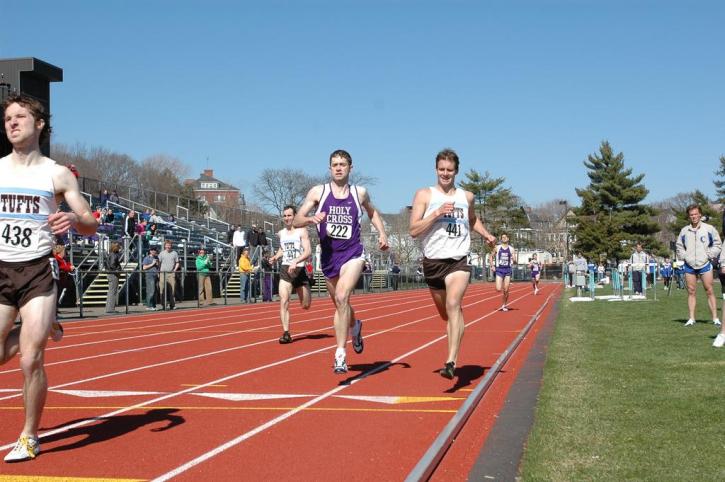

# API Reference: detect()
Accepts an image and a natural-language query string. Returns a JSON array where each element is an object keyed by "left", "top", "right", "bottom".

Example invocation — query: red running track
[{"left": 0, "top": 282, "right": 561, "bottom": 481}]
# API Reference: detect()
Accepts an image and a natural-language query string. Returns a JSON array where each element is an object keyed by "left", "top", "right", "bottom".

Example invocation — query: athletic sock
[{"left": 335, "top": 347, "right": 346, "bottom": 359}]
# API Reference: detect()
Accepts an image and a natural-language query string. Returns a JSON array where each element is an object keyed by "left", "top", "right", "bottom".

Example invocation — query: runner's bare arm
[
  {"left": 409, "top": 188, "right": 440, "bottom": 238},
  {"left": 358, "top": 187, "right": 388, "bottom": 251},
  {"left": 49, "top": 166, "right": 98, "bottom": 236},
  {"left": 293, "top": 185, "right": 325, "bottom": 228},
  {"left": 298, "top": 228, "right": 312, "bottom": 263},
  {"left": 466, "top": 191, "right": 496, "bottom": 246}
]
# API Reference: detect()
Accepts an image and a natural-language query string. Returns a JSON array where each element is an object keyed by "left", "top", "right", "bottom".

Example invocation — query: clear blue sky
[{"left": 2, "top": 0, "right": 723, "bottom": 213}]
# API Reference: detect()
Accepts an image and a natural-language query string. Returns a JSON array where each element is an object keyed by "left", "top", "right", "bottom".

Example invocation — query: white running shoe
[
  {"left": 713, "top": 319, "right": 722, "bottom": 327},
  {"left": 501, "top": 306, "right": 509, "bottom": 312},
  {"left": 4, "top": 435, "right": 39, "bottom": 462},
  {"left": 684, "top": 319, "right": 696, "bottom": 327},
  {"left": 333, "top": 353, "right": 348, "bottom": 374},
  {"left": 713, "top": 333, "right": 725, "bottom": 348},
  {"left": 534, "top": 288, "right": 539, "bottom": 295}
]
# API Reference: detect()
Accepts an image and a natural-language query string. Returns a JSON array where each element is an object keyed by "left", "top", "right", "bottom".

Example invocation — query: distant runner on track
[
  {"left": 492, "top": 233, "right": 516, "bottom": 311},
  {"left": 0, "top": 93, "right": 98, "bottom": 462},
  {"left": 270, "top": 205, "right": 312, "bottom": 344},
  {"left": 409, "top": 148, "right": 496, "bottom": 379},
  {"left": 294, "top": 149, "right": 388, "bottom": 374}
]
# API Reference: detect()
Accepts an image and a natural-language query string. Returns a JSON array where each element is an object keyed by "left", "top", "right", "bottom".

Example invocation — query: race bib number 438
[
  {"left": 327, "top": 223, "right": 351, "bottom": 240},
  {"left": 1, "top": 223, "right": 38, "bottom": 249}
]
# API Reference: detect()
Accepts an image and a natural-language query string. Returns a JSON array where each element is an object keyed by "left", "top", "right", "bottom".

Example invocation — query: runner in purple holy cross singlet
[{"left": 316, "top": 183, "right": 364, "bottom": 279}]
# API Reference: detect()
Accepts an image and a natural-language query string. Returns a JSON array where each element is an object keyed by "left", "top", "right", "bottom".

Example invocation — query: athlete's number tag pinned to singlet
[
  {"left": 327, "top": 223, "right": 351, "bottom": 240},
  {"left": 0, "top": 223, "right": 37, "bottom": 249},
  {"left": 443, "top": 206, "right": 465, "bottom": 238},
  {"left": 282, "top": 241, "right": 298, "bottom": 264}
]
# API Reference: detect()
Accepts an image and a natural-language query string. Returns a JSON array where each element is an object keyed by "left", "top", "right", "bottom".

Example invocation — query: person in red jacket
[{"left": 51, "top": 244, "right": 75, "bottom": 340}]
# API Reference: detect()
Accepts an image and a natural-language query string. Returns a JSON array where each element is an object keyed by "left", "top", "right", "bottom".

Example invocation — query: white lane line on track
[
  {"left": 149, "top": 288, "right": 543, "bottom": 481},
  {"left": 0, "top": 292, "right": 438, "bottom": 376},
  {"left": 53, "top": 290, "right": 433, "bottom": 342},
  {"left": 0, "top": 285, "right": 520, "bottom": 401},
  {"left": 0, "top": 285, "right": 537, "bottom": 451},
  {"left": 60, "top": 289, "right": 429, "bottom": 332}
]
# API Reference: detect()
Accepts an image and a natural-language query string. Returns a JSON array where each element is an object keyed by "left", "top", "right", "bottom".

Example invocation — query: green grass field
[{"left": 520, "top": 283, "right": 725, "bottom": 481}]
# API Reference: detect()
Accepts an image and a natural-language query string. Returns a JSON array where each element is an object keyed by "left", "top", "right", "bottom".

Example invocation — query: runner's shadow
[
  {"left": 293, "top": 333, "right": 334, "bottom": 342},
  {"left": 38, "top": 408, "right": 185, "bottom": 454},
  {"left": 440, "top": 365, "right": 487, "bottom": 393},
  {"left": 340, "top": 361, "right": 412, "bottom": 386}
]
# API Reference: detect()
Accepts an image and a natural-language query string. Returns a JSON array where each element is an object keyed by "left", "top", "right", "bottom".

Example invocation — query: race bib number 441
[
  {"left": 327, "top": 223, "right": 352, "bottom": 240},
  {"left": 1, "top": 223, "right": 38, "bottom": 249}
]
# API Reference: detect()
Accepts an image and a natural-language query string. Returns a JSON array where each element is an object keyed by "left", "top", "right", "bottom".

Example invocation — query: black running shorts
[
  {"left": 280, "top": 266, "right": 310, "bottom": 289},
  {"left": 422, "top": 256, "right": 471, "bottom": 290},
  {"left": 0, "top": 254, "right": 58, "bottom": 308}
]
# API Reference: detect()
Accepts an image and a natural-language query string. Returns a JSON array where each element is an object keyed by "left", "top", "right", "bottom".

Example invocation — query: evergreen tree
[
  {"left": 713, "top": 155, "right": 725, "bottom": 203},
  {"left": 572, "top": 141, "right": 662, "bottom": 261}
]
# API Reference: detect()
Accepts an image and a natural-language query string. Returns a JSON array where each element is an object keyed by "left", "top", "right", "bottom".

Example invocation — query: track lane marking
[
  {"left": 151, "top": 289, "right": 539, "bottom": 481},
  {"left": 0, "top": 285, "right": 527, "bottom": 453}
]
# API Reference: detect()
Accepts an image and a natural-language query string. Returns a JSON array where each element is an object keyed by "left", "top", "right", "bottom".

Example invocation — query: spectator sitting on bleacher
[
  {"left": 147, "top": 223, "right": 160, "bottom": 243},
  {"left": 141, "top": 208, "right": 151, "bottom": 222},
  {"left": 102, "top": 208, "right": 115, "bottom": 224},
  {"left": 124, "top": 210, "right": 137, "bottom": 238},
  {"left": 92, "top": 206, "right": 102, "bottom": 221},
  {"left": 109, "top": 190, "right": 120, "bottom": 204},
  {"left": 149, "top": 209, "right": 164, "bottom": 224},
  {"left": 167, "top": 214, "right": 176, "bottom": 225}
]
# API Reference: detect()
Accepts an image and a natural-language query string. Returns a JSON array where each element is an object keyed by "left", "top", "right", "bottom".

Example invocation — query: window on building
[
  {"left": 200, "top": 182, "right": 219, "bottom": 189},
  {"left": 214, "top": 194, "right": 226, "bottom": 202}
]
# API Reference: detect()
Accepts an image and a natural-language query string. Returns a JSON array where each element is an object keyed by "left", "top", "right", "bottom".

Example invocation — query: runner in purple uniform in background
[{"left": 294, "top": 149, "right": 389, "bottom": 374}]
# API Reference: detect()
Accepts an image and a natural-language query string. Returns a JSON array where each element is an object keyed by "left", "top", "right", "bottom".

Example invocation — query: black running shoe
[
  {"left": 278, "top": 331, "right": 292, "bottom": 344},
  {"left": 352, "top": 319, "right": 364, "bottom": 354},
  {"left": 440, "top": 361, "right": 455, "bottom": 379}
]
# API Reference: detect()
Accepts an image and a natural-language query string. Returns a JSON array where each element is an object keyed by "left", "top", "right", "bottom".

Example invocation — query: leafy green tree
[{"left": 573, "top": 141, "right": 662, "bottom": 261}]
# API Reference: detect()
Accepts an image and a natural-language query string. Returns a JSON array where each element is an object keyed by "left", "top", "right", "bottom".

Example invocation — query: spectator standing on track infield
[
  {"left": 676, "top": 204, "right": 721, "bottom": 328},
  {"left": 142, "top": 246, "right": 160, "bottom": 310},
  {"left": 105, "top": 242, "right": 122, "bottom": 313},
  {"left": 0, "top": 93, "right": 98, "bottom": 462},
  {"left": 270, "top": 205, "right": 312, "bottom": 343},
  {"left": 158, "top": 240, "right": 180, "bottom": 310},
  {"left": 409, "top": 148, "right": 496, "bottom": 379},
  {"left": 660, "top": 257, "right": 673, "bottom": 290},
  {"left": 492, "top": 234, "right": 516, "bottom": 311},
  {"left": 294, "top": 149, "right": 389, "bottom": 374},
  {"left": 196, "top": 247, "right": 214, "bottom": 306},
  {"left": 629, "top": 243, "right": 649, "bottom": 295}
]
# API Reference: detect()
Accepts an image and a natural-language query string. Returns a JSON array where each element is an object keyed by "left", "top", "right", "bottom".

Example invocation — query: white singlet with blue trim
[
  {"left": 278, "top": 227, "right": 305, "bottom": 268},
  {"left": 0, "top": 155, "right": 57, "bottom": 262},
  {"left": 420, "top": 187, "right": 470, "bottom": 260}
]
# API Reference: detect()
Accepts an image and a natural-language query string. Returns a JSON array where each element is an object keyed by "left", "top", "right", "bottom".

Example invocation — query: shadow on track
[
  {"left": 439, "top": 364, "right": 488, "bottom": 393},
  {"left": 339, "top": 361, "right": 412, "bottom": 386},
  {"left": 39, "top": 408, "right": 185, "bottom": 453},
  {"left": 293, "top": 333, "right": 334, "bottom": 342}
]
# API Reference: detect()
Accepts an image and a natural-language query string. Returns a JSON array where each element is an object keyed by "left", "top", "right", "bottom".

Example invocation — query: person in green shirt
[{"left": 196, "top": 247, "right": 214, "bottom": 306}]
